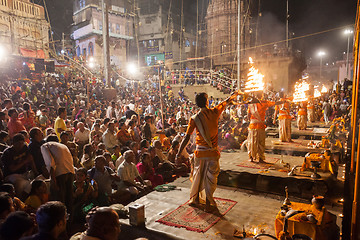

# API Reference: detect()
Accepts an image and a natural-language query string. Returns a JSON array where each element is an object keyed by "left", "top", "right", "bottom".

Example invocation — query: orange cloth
[
  {"left": 248, "top": 101, "right": 275, "bottom": 129},
  {"left": 7, "top": 118, "right": 26, "bottom": 138},
  {"left": 275, "top": 202, "right": 329, "bottom": 240},
  {"left": 186, "top": 102, "right": 226, "bottom": 158},
  {"left": 298, "top": 108, "right": 307, "bottom": 116},
  {"left": 276, "top": 101, "right": 291, "bottom": 120}
]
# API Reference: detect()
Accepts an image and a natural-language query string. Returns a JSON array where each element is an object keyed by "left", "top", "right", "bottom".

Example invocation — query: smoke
[{"left": 259, "top": 12, "right": 286, "bottom": 47}]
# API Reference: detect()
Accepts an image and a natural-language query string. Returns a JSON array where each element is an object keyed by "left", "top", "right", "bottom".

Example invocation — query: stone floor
[{"left": 119, "top": 177, "right": 343, "bottom": 240}]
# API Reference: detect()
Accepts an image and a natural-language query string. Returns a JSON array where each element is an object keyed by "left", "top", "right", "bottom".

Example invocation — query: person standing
[
  {"left": 323, "top": 100, "right": 331, "bottom": 124},
  {"left": 307, "top": 100, "right": 315, "bottom": 122},
  {"left": 54, "top": 107, "right": 67, "bottom": 140},
  {"left": 273, "top": 97, "right": 292, "bottom": 142},
  {"left": 176, "top": 92, "right": 239, "bottom": 213},
  {"left": 247, "top": 96, "right": 283, "bottom": 163},
  {"left": 297, "top": 102, "right": 307, "bottom": 130},
  {"left": 41, "top": 135, "right": 75, "bottom": 214}
]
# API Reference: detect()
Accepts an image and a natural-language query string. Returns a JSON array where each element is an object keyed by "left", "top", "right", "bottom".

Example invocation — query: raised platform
[
  {"left": 264, "top": 138, "right": 326, "bottom": 156},
  {"left": 217, "top": 151, "right": 343, "bottom": 201},
  {"left": 266, "top": 127, "right": 329, "bottom": 140}
]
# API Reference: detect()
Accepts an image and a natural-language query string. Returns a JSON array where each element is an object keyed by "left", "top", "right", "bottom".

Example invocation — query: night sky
[
  {"left": 40, "top": 0, "right": 356, "bottom": 64},
  {"left": 258, "top": 0, "right": 356, "bottom": 63}
]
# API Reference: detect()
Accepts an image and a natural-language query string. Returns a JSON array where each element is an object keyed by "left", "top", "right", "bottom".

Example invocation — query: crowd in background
[{"left": 0, "top": 67, "right": 352, "bottom": 239}]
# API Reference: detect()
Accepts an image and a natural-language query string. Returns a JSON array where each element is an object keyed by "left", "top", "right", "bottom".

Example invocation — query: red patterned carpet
[
  {"left": 236, "top": 156, "right": 280, "bottom": 169},
  {"left": 156, "top": 197, "right": 237, "bottom": 232}
]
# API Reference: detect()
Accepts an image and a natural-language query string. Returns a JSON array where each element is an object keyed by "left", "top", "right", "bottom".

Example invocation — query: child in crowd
[{"left": 24, "top": 179, "right": 48, "bottom": 211}]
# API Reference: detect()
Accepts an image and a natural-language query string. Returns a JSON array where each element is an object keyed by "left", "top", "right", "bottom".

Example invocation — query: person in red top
[
  {"left": 273, "top": 94, "right": 292, "bottom": 142},
  {"left": 177, "top": 91, "right": 239, "bottom": 213},
  {"left": 247, "top": 96, "right": 283, "bottom": 163},
  {"left": 116, "top": 121, "right": 132, "bottom": 146},
  {"left": 7, "top": 108, "right": 26, "bottom": 139},
  {"left": 19, "top": 103, "right": 35, "bottom": 131}
]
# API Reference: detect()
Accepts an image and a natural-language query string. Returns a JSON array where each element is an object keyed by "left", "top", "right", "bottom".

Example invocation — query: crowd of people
[{"left": 0, "top": 65, "right": 352, "bottom": 239}]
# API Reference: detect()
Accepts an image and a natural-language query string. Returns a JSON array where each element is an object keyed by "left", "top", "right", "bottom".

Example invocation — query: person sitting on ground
[
  {"left": 74, "top": 122, "right": 90, "bottom": 155},
  {"left": 103, "top": 152, "right": 116, "bottom": 171},
  {"left": 7, "top": 108, "right": 26, "bottom": 139},
  {"left": 151, "top": 142, "right": 175, "bottom": 182},
  {"left": 137, "top": 153, "right": 163, "bottom": 187},
  {"left": 80, "top": 144, "right": 95, "bottom": 170},
  {"left": 102, "top": 122, "right": 117, "bottom": 151},
  {"left": 0, "top": 183, "right": 26, "bottom": 211},
  {"left": 0, "top": 211, "right": 35, "bottom": 240},
  {"left": 73, "top": 167, "right": 97, "bottom": 222},
  {"left": 115, "top": 146, "right": 130, "bottom": 169},
  {"left": 60, "top": 131, "right": 79, "bottom": 167},
  {"left": 0, "top": 130, "right": 9, "bottom": 152},
  {"left": 116, "top": 121, "right": 132, "bottom": 146},
  {"left": 70, "top": 207, "right": 121, "bottom": 240},
  {"left": 111, "top": 145, "right": 121, "bottom": 164},
  {"left": 22, "top": 201, "right": 67, "bottom": 240},
  {"left": 25, "top": 179, "right": 48, "bottom": 211},
  {"left": 130, "top": 141, "right": 140, "bottom": 163},
  {"left": 117, "top": 150, "right": 152, "bottom": 195},
  {"left": 138, "top": 139, "right": 150, "bottom": 158},
  {"left": 1, "top": 133, "right": 37, "bottom": 199},
  {"left": 89, "top": 123, "right": 103, "bottom": 146},
  {"left": 168, "top": 140, "right": 190, "bottom": 175},
  {"left": 88, "top": 156, "right": 129, "bottom": 206},
  {"left": 0, "top": 192, "right": 15, "bottom": 224}
]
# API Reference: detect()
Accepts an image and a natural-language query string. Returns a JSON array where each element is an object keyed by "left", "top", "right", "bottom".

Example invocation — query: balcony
[{"left": 72, "top": 23, "right": 133, "bottom": 41}]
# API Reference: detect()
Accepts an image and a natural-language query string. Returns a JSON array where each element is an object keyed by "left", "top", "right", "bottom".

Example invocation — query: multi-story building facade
[
  {"left": 136, "top": 0, "right": 199, "bottom": 69},
  {"left": 72, "top": 0, "right": 134, "bottom": 69},
  {"left": 0, "top": 0, "right": 49, "bottom": 58}
]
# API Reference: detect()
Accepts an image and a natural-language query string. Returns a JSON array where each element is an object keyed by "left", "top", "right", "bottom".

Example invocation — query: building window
[
  {"left": 88, "top": 42, "right": 94, "bottom": 56},
  {"left": 185, "top": 39, "right": 190, "bottom": 47},
  {"left": 220, "top": 42, "right": 227, "bottom": 54},
  {"left": 76, "top": 46, "right": 80, "bottom": 57},
  {"left": 99, "top": 22, "right": 102, "bottom": 31},
  {"left": 82, "top": 48, "right": 87, "bottom": 57},
  {"left": 116, "top": 24, "right": 120, "bottom": 34},
  {"left": 79, "top": 0, "right": 85, "bottom": 9},
  {"left": 149, "top": 40, "right": 153, "bottom": 47}
]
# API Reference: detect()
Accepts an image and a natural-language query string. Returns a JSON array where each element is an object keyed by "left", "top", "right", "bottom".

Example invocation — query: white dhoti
[
  {"left": 279, "top": 119, "right": 291, "bottom": 142},
  {"left": 247, "top": 128, "right": 266, "bottom": 161},
  {"left": 189, "top": 153, "right": 220, "bottom": 207},
  {"left": 298, "top": 115, "right": 307, "bottom": 130},
  {"left": 307, "top": 109, "right": 315, "bottom": 122}
]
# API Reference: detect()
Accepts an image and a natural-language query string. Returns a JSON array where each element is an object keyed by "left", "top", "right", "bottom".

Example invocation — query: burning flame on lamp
[
  {"left": 314, "top": 89, "right": 321, "bottom": 98},
  {"left": 293, "top": 81, "right": 310, "bottom": 102},
  {"left": 244, "top": 57, "right": 265, "bottom": 93},
  {"left": 321, "top": 85, "right": 328, "bottom": 93}
]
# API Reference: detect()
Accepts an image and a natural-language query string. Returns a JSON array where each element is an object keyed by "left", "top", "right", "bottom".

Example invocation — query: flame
[
  {"left": 314, "top": 89, "right": 321, "bottom": 98},
  {"left": 321, "top": 85, "right": 328, "bottom": 93},
  {"left": 293, "top": 81, "right": 310, "bottom": 102},
  {"left": 244, "top": 57, "right": 265, "bottom": 93}
]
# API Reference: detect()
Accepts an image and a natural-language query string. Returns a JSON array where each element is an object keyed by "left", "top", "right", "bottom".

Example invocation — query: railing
[{"left": 165, "top": 69, "right": 237, "bottom": 93}]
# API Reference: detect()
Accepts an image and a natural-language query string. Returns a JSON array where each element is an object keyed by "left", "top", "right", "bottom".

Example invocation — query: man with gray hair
[{"left": 117, "top": 150, "right": 151, "bottom": 195}]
